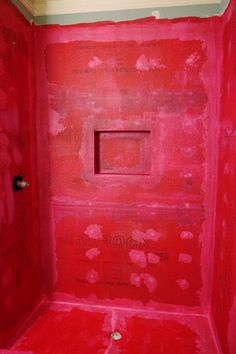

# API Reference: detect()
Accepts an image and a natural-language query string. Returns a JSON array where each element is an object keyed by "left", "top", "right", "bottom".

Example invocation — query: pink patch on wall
[
  {"left": 49, "top": 108, "right": 65, "bottom": 136},
  {"left": 186, "top": 53, "right": 200, "bottom": 66},
  {"left": 146, "top": 229, "right": 161, "bottom": 241},
  {"left": 180, "top": 231, "right": 194, "bottom": 240},
  {"left": 88, "top": 56, "right": 103, "bottom": 69},
  {"left": 182, "top": 119, "right": 198, "bottom": 134},
  {"left": 181, "top": 146, "right": 197, "bottom": 158},
  {"left": 85, "top": 224, "right": 103, "bottom": 240},
  {"left": 141, "top": 273, "right": 157, "bottom": 293},
  {"left": 178, "top": 254, "right": 192, "bottom": 264},
  {"left": 130, "top": 273, "right": 141, "bottom": 288},
  {"left": 132, "top": 229, "right": 160, "bottom": 243},
  {"left": 131, "top": 230, "right": 146, "bottom": 244},
  {"left": 224, "top": 162, "right": 229, "bottom": 175},
  {"left": 176, "top": 279, "right": 190, "bottom": 290},
  {"left": 147, "top": 253, "right": 161, "bottom": 264},
  {"left": 129, "top": 250, "right": 147, "bottom": 268},
  {"left": 85, "top": 248, "right": 100, "bottom": 260},
  {"left": 135, "top": 54, "right": 165, "bottom": 71}
]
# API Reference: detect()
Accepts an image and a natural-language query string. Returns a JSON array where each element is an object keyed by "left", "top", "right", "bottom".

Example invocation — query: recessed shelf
[{"left": 94, "top": 130, "right": 151, "bottom": 176}]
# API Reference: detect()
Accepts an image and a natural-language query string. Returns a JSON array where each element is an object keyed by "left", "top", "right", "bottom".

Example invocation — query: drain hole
[{"left": 111, "top": 332, "right": 122, "bottom": 341}]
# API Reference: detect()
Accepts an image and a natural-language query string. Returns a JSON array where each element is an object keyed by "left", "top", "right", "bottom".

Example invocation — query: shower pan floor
[{"left": 6, "top": 302, "right": 219, "bottom": 354}]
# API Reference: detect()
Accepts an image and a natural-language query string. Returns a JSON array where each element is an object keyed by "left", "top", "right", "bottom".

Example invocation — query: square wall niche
[{"left": 94, "top": 130, "right": 151, "bottom": 175}]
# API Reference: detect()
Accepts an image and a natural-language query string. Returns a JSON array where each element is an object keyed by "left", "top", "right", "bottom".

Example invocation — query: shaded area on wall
[
  {"left": 212, "top": 0, "right": 236, "bottom": 353},
  {"left": 0, "top": 0, "right": 41, "bottom": 347}
]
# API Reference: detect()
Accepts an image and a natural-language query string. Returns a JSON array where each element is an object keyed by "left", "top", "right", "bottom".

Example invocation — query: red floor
[{"left": 4, "top": 303, "right": 219, "bottom": 354}]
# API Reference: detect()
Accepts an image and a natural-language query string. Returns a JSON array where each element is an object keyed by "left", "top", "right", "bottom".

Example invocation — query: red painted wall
[
  {"left": 212, "top": 1, "right": 236, "bottom": 353},
  {"left": 35, "top": 17, "right": 219, "bottom": 312},
  {"left": 0, "top": 1, "right": 41, "bottom": 347}
]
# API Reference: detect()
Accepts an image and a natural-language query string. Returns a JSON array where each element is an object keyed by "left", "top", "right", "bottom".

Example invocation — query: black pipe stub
[{"left": 13, "top": 175, "right": 29, "bottom": 191}]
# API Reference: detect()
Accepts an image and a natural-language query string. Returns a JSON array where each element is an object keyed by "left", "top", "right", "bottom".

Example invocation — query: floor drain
[{"left": 111, "top": 332, "right": 122, "bottom": 341}]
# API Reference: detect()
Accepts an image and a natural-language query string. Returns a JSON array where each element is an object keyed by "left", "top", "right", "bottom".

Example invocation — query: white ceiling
[{"left": 18, "top": 0, "right": 222, "bottom": 16}]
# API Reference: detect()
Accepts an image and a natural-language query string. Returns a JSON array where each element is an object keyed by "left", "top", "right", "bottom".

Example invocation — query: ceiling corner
[
  {"left": 18, "top": 0, "right": 35, "bottom": 15},
  {"left": 17, "top": 0, "right": 223, "bottom": 17}
]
